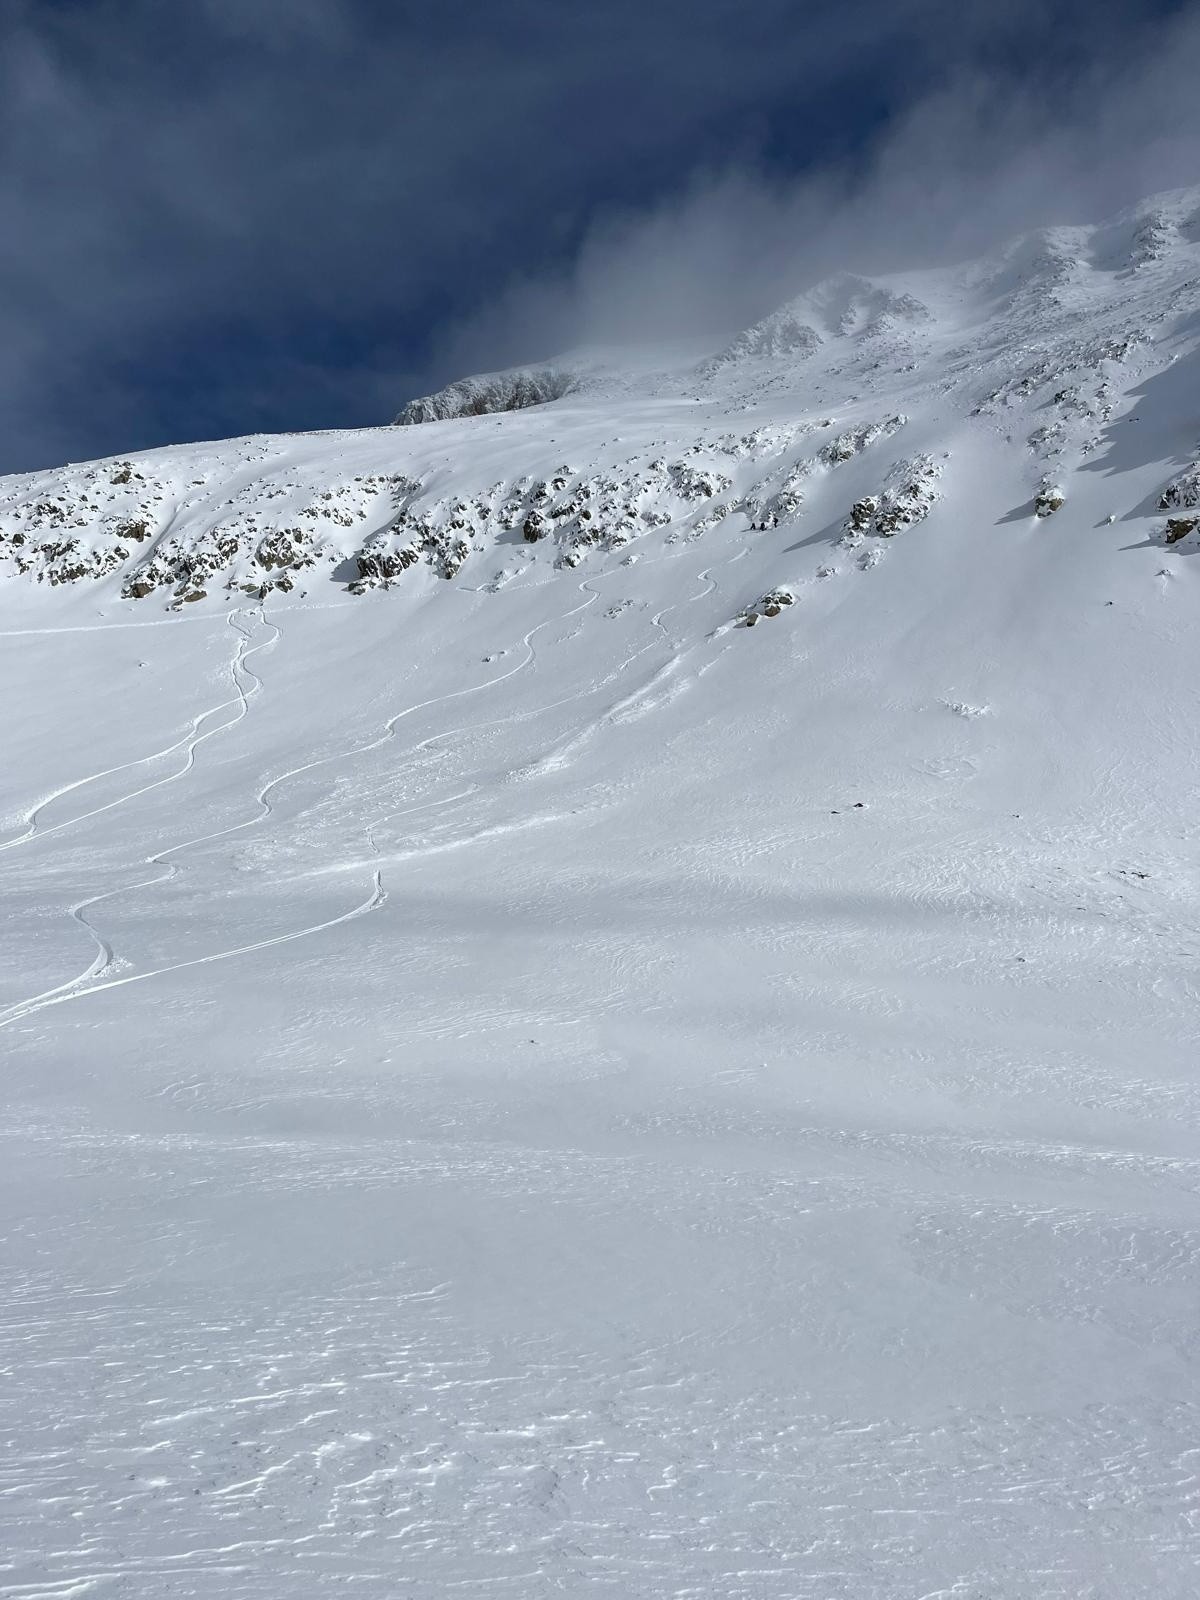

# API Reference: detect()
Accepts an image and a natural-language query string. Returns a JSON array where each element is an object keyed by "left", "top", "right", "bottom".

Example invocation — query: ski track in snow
[
  {"left": 0, "top": 553, "right": 717, "bottom": 1030},
  {"left": 0, "top": 607, "right": 279, "bottom": 853},
  {"left": 0, "top": 872, "right": 386, "bottom": 1030},
  {"left": 0, "top": 610, "right": 290, "bottom": 1024},
  {"left": 0, "top": 587, "right": 595, "bottom": 1027}
]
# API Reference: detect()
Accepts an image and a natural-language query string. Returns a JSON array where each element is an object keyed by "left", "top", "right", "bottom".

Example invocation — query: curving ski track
[
  {"left": 0, "top": 550, "right": 737, "bottom": 1033},
  {"left": 0, "top": 872, "right": 385, "bottom": 1031},
  {"left": 0, "top": 607, "right": 279, "bottom": 854}
]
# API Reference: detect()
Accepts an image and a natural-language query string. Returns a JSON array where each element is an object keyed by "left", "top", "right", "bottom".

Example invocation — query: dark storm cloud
[{"left": 0, "top": 0, "right": 1194, "bottom": 471}]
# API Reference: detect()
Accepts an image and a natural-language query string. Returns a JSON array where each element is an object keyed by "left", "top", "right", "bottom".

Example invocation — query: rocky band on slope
[{"left": 3, "top": 188, "right": 1200, "bottom": 613}]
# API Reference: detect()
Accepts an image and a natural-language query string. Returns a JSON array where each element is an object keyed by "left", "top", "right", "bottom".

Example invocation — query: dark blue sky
[{"left": 1, "top": 0, "right": 1194, "bottom": 472}]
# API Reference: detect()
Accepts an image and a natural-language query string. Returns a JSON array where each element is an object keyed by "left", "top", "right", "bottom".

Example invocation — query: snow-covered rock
[
  {"left": 1034, "top": 480, "right": 1067, "bottom": 519},
  {"left": 1158, "top": 461, "right": 1200, "bottom": 511},
  {"left": 396, "top": 365, "right": 578, "bottom": 423},
  {"left": 843, "top": 454, "right": 944, "bottom": 539},
  {"left": 701, "top": 307, "right": 822, "bottom": 374}
]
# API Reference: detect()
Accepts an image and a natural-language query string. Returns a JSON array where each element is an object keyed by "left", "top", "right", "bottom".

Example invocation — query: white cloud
[{"left": 440, "top": 10, "right": 1200, "bottom": 377}]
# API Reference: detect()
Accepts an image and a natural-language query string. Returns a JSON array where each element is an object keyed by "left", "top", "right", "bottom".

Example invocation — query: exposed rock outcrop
[
  {"left": 741, "top": 586, "right": 796, "bottom": 626},
  {"left": 1035, "top": 482, "right": 1066, "bottom": 518},
  {"left": 396, "top": 368, "right": 578, "bottom": 425},
  {"left": 1162, "top": 517, "right": 1199, "bottom": 547},
  {"left": 842, "top": 456, "right": 944, "bottom": 541}
]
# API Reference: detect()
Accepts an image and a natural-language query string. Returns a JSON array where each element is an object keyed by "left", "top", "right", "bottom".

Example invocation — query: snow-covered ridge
[{"left": 3, "top": 187, "right": 1200, "bottom": 611}]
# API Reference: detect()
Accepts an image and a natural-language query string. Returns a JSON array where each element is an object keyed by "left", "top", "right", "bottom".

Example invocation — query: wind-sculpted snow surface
[{"left": 3, "top": 189, "right": 1200, "bottom": 1599}]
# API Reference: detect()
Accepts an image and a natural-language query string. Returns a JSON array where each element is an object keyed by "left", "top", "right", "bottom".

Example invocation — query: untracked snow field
[{"left": 3, "top": 205, "right": 1200, "bottom": 1597}]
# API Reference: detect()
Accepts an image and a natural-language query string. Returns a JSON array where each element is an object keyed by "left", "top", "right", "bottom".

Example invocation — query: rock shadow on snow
[
  {"left": 1077, "top": 324, "right": 1200, "bottom": 516},
  {"left": 996, "top": 498, "right": 1041, "bottom": 524},
  {"left": 330, "top": 555, "right": 362, "bottom": 587}
]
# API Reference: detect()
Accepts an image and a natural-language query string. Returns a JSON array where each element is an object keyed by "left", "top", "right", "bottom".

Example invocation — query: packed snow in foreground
[{"left": 2, "top": 192, "right": 1199, "bottom": 1598}]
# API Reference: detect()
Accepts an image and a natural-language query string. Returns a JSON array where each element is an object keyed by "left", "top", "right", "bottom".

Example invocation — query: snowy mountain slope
[{"left": 2, "top": 191, "right": 1200, "bottom": 1599}]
